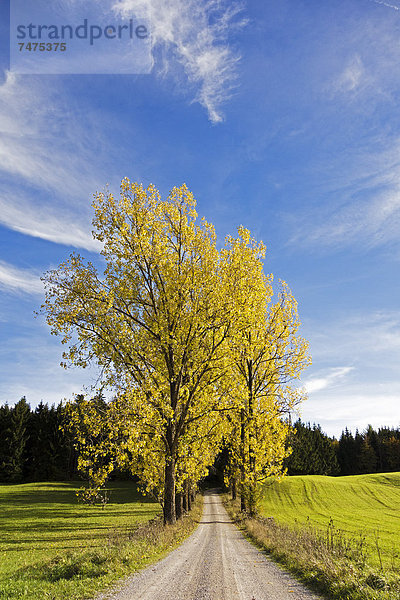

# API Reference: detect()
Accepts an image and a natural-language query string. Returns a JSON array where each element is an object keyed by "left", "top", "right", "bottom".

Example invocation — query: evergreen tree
[
  {"left": 354, "top": 430, "right": 364, "bottom": 474},
  {"left": 359, "top": 437, "right": 377, "bottom": 474},
  {"left": 0, "top": 403, "right": 12, "bottom": 481},
  {"left": 338, "top": 428, "right": 357, "bottom": 475},
  {"left": 365, "top": 425, "right": 381, "bottom": 470},
  {"left": 7, "top": 398, "right": 31, "bottom": 481},
  {"left": 26, "top": 402, "right": 76, "bottom": 481},
  {"left": 286, "top": 420, "right": 339, "bottom": 476},
  {"left": 381, "top": 432, "right": 400, "bottom": 472}
]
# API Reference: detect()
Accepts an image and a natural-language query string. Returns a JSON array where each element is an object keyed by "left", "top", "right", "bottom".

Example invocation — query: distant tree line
[
  {"left": 1, "top": 400, "right": 399, "bottom": 483},
  {"left": 0, "top": 397, "right": 77, "bottom": 482},
  {"left": 285, "top": 420, "right": 340, "bottom": 476},
  {"left": 286, "top": 420, "right": 400, "bottom": 476},
  {"left": 336, "top": 424, "right": 400, "bottom": 475}
]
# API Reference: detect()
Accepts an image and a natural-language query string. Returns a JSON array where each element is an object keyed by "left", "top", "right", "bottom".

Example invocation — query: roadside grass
[
  {"left": 0, "top": 481, "right": 202, "bottom": 600},
  {"left": 223, "top": 472, "right": 400, "bottom": 600},
  {"left": 259, "top": 472, "right": 400, "bottom": 572}
]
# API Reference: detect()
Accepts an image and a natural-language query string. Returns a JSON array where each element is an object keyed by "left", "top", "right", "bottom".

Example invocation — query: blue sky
[{"left": 1, "top": 0, "right": 400, "bottom": 437}]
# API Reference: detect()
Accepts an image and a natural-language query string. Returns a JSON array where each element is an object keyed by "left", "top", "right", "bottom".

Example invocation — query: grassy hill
[{"left": 259, "top": 472, "right": 400, "bottom": 570}]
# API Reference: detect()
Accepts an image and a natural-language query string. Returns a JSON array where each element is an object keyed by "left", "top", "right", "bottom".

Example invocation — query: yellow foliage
[{"left": 42, "top": 179, "right": 310, "bottom": 522}]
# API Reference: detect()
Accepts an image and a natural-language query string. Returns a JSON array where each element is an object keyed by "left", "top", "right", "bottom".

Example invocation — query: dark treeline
[
  {"left": 285, "top": 420, "right": 340, "bottom": 476},
  {"left": 0, "top": 397, "right": 77, "bottom": 482},
  {"left": 1, "top": 400, "right": 400, "bottom": 483},
  {"left": 286, "top": 420, "right": 400, "bottom": 476}
]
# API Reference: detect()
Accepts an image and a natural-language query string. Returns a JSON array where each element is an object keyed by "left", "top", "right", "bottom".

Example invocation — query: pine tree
[
  {"left": 0, "top": 403, "right": 12, "bottom": 481},
  {"left": 7, "top": 398, "right": 31, "bottom": 481}
]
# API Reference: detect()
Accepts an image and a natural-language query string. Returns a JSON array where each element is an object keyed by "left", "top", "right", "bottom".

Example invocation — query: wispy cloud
[
  {"left": 0, "top": 0, "right": 246, "bottom": 252},
  {"left": 303, "top": 366, "right": 354, "bottom": 394},
  {"left": 0, "top": 261, "right": 43, "bottom": 295},
  {"left": 0, "top": 72, "right": 110, "bottom": 250},
  {"left": 298, "top": 311, "right": 400, "bottom": 434},
  {"left": 282, "top": 5, "right": 400, "bottom": 254},
  {"left": 113, "top": 0, "right": 246, "bottom": 122},
  {"left": 0, "top": 72, "right": 101, "bottom": 196},
  {"left": 0, "top": 190, "right": 100, "bottom": 251},
  {"left": 299, "top": 192, "right": 400, "bottom": 249},
  {"left": 289, "top": 138, "right": 400, "bottom": 250},
  {"left": 305, "top": 311, "right": 400, "bottom": 366},
  {"left": 369, "top": 0, "right": 400, "bottom": 11},
  {"left": 0, "top": 330, "right": 101, "bottom": 405},
  {"left": 332, "top": 55, "right": 367, "bottom": 94}
]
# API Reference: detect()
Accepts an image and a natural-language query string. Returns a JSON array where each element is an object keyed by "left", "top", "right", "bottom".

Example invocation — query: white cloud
[
  {"left": 0, "top": 330, "right": 101, "bottom": 406},
  {"left": 0, "top": 72, "right": 100, "bottom": 196},
  {"left": 298, "top": 311, "right": 400, "bottom": 434},
  {"left": 0, "top": 261, "right": 43, "bottom": 295},
  {"left": 289, "top": 138, "right": 400, "bottom": 250},
  {"left": 302, "top": 388, "right": 400, "bottom": 437},
  {"left": 284, "top": 8, "right": 400, "bottom": 254},
  {"left": 301, "top": 193, "right": 400, "bottom": 249},
  {"left": 306, "top": 311, "right": 400, "bottom": 365},
  {"left": 369, "top": 1, "right": 400, "bottom": 11},
  {"left": 0, "top": 190, "right": 100, "bottom": 251},
  {"left": 0, "top": 72, "right": 112, "bottom": 250},
  {"left": 333, "top": 55, "right": 366, "bottom": 94},
  {"left": 113, "top": 0, "right": 246, "bottom": 122},
  {"left": 0, "top": 0, "right": 245, "bottom": 254},
  {"left": 303, "top": 366, "right": 354, "bottom": 394}
]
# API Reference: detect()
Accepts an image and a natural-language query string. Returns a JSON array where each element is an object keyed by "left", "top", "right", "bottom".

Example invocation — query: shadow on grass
[{"left": 0, "top": 481, "right": 157, "bottom": 505}]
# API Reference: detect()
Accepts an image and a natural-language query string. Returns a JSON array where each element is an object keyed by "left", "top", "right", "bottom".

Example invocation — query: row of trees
[
  {"left": 286, "top": 420, "right": 339, "bottom": 476},
  {"left": 0, "top": 397, "right": 76, "bottom": 482},
  {"left": 337, "top": 425, "right": 400, "bottom": 475},
  {"left": 1, "top": 397, "right": 398, "bottom": 488},
  {"left": 5, "top": 181, "right": 398, "bottom": 520},
  {"left": 285, "top": 420, "right": 400, "bottom": 476},
  {"left": 40, "top": 179, "right": 310, "bottom": 522}
]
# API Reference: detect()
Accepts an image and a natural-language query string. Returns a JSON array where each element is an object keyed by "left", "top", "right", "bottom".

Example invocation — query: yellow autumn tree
[
  {"left": 42, "top": 179, "right": 234, "bottom": 524},
  {"left": 221, "top": 229, "right": 310, "bottom": 516},
  {"left": 63, "top": 393, "right": 142, "bottom": 504},
  {"left": 42, "top": 179, "right": 310, "bottom": 523}
]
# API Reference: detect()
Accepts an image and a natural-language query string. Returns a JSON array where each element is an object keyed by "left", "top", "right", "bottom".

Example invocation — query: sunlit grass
[
  {"left": 259, "top": 472, "right": 400, "bottom": 570},
  {"left": 224, "top": 474, "right": 400, "bottom": 599},
  {"left": 0, "top": 481, "right": 200, "bottom": 600}
]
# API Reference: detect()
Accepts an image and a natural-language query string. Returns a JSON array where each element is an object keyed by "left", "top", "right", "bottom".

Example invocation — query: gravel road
[{"left": 96, "top": 490, "right": 323, "bottom": 600}]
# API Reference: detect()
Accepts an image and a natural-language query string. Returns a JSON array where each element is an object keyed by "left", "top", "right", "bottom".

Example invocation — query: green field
[
  {"left": 260, "top": 472, "right": 400, "bottom": 570},
  {"left": 0, "top": 481, "right": 165, "bottom": 599}
]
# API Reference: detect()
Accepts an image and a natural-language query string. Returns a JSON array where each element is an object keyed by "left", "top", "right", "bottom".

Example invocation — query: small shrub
[
  {"left": 42, "top": 551, "right": 109, "bottom": 581},
  {"left": 365, "top": 572, "right": 387, "bottom": 590},
  {"left": 76, "top": 487, "right": 110, "bottom": 506}
]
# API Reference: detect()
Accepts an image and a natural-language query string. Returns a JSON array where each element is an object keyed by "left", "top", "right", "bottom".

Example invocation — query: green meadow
[
  {"left": 0, "top": 481, "right": 199, "bottom": 600},
  {"left": 260, "top": 472, "right": 400, "bottom": 570}
]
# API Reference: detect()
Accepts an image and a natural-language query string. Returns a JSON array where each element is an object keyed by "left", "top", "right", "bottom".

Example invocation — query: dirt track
[{"left": 96, "top": 490, "right": 323, "bottom": 600}]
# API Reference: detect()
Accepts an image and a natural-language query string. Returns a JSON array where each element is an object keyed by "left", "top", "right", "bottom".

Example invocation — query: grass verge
[
  {"left": 223, "top": 490, "right": 400, "bottom": 600},
  {"left": 0, "top": 481, "right": 202, "bottom": 600},
  {"left": 259, "top": 473, "right": 400, "bottom": 572}
]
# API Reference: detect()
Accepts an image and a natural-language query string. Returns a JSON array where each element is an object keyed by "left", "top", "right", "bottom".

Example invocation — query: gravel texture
[{"left": 96, "top": 490, "right": 324, "bottom": 600}]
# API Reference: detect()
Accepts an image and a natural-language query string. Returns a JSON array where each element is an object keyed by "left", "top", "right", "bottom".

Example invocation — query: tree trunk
[
  {"left": 187, "top": 485, "right": 192, "bottom": 511},
  {"left": 231, "top": 476, "right": 237, "bottom": 500},
  {"left": 163, "top": 455, "right": 176, "bottom": 524},
  {"left": 248, "top": 485, "right": 256, "bottom": 517},
  {"left": 183, "top": 486, "right": 188, "bottom": 512},
  {"left": 175, "top": 492, "right": 183, "bottom": 519},
  {"left": 248, "top": 373, "right": 256, "bottom": 517},
  {"left": 240, "top": 407, "right": 246, "bottom": 512}
]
